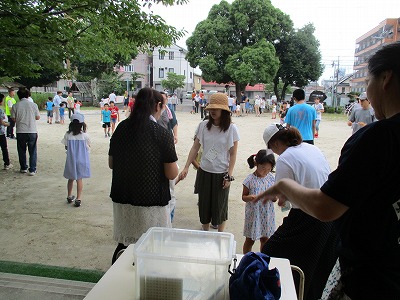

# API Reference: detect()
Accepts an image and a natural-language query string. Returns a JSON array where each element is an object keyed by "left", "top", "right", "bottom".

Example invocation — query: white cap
[
  {"left": 70, "top": 113, "right": 84, "bottom": 123},
  {"left": 263, "top": 123, "right": 281, "bottom": 148},
  {"left": 358, "top": 92, "right": 368, "bottom": 100}
]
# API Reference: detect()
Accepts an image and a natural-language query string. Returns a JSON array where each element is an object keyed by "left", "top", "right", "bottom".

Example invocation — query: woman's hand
[
  {"left": 253, "top": 184, "right": 287, "bottom": 206},
  {"left": 222, "top": 179, "right": 231, "bottom": 189},
  {"left": 179, "top": 167, "right": 189, "bottom": 181}
]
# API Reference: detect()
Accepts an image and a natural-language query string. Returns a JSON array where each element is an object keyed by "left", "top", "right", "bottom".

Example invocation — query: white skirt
[{"left": 113, "top": 202, "right": 171, "bottom": 245}]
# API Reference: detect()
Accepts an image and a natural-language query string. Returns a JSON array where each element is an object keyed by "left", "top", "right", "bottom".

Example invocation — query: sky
[{"left": 150, "top": 0, "right": 399, "bottom": 82}]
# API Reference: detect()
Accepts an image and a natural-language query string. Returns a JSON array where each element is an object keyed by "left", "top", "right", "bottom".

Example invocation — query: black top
[
  {"left": 109, "top": 118, "right": 177, "bottom": 206},
  {"left": 321, "top": 113, "right": 400, "bottom": 298}
]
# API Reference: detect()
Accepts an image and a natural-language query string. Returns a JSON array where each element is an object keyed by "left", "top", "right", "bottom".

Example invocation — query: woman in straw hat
[{"left": 179, "top": 93, "right": 239, "bottom": 232}]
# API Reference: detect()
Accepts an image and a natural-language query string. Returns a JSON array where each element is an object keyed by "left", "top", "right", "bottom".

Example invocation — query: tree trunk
[
  {"left": 273, "top": 76, "right": 280, "bottom": 101},
  {"left": 280, "top": 82, "right": 289, "bottom": 102}
]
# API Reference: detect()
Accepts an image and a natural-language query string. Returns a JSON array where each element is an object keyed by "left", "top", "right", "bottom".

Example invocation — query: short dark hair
[
  {"left": 109, "top": 101, "right": 114, "bottom": 104},
  {"left": 104, "top": 103, "right": 109, "bottom": 107},
  {"left": 17, "top": 88, "right": 29, "bottom": 99},
  {"left": 368, "top": 41, "right": 400, "bottom": 86},
  {"left": 0, "top": 93, "right": 4, "bottom": 103},
  {"left": 292, "top": 89, "right": 305, "bottom": 101}
]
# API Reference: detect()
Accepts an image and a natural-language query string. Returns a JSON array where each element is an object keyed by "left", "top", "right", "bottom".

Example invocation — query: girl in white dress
[
  {"left": 242, "top": 149, "right": 276, "bottom": 253},
  {"left": 61, "top": 113, "right": 91, "bottom": 207}
]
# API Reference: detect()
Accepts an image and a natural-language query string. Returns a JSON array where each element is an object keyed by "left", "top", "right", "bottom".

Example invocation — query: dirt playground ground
[{"left": 0, "top": 105, "right": 350, "bottom": 272}]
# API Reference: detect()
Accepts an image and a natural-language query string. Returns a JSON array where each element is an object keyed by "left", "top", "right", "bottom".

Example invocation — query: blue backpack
[{"left": 229, "top": 252, "right": 281, "bottom": 300}]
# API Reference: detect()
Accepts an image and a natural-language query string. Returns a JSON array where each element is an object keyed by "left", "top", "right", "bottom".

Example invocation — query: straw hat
[{"left": 205, "top": 93, "right": 230, "bottom": 112}]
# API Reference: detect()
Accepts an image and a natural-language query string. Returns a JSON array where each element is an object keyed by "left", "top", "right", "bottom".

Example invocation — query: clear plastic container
[{"left": 133, "top": 227, "right": 236, "bottom": 300}]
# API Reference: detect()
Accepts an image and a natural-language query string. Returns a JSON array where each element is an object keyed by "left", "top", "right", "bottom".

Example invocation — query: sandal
[
  {"left": 74, "top": 199, "right": 81, "bottom": 207},
  {"left": 67, "top": 195, "right": 75, "bottom": 203}
]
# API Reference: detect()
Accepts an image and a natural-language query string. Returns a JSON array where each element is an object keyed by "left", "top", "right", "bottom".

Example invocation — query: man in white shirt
[
  {"left": 52, "top": 91, "right": 62, "bottom": 123},
  {"left": 109, "top": 91, "right": 117, "bottom": 103},
  {"left": 11, "top": 89, "right": 40, "bottom": 175}
]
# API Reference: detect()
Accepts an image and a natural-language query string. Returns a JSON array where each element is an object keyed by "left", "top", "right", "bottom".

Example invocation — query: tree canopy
[
  {"left": 273, "top": 23, "right": 323, "bottom": 100},
  {"left": 0, "top": 0, "right": 187, "bottom": 83},
  {"left": 161, "top": 72, "right": 185, "bottom": 92},
  {"left": 186, "top": 0, "right": 322, "bottom": 98}
]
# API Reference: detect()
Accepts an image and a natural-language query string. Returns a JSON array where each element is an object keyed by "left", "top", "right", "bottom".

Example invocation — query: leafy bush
[
  {"left": 326, "top": 106, "right": 344, "bottom": 114},
  {"left": 31, "top": 92, "right": 54, "bottom": 110}
]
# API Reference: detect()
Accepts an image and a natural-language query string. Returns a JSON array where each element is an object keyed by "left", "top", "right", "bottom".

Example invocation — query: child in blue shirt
[
  {"left": 101, "top": 103, "right": 111, "bottom": 137},
  {"left": 60, "top": 103, "right": 65, "bottom": 125},
  {"left": 46, "top": 97, "right": 54, "bottom": 124}
]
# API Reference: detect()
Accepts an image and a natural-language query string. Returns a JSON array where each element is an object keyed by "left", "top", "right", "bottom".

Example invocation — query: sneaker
[
  {"left": 67, "top": 195, "right": 76, "bottom": 203},
  {"left": 4, "top": 164, "right": 13, "bottom": 170},
  {"left": 20, "top": 169, "right": 28, "bottom": 173},
  {"left": 28, "top": 171, "right": 37, "bottom": 176},
  {"left": 105, "top": 134, "right": 107, "bottom": 138},
  {"left": 107, "top": 132, "right": 110, "bottom": 137},
  {"left": 74, "top": 199, "right": 81, "bottom": 207},
  {"left": 210, "top": 224, "right": 219, "bottom": 229}
]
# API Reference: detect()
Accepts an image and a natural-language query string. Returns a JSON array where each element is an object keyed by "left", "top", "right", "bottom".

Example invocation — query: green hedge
[
  {"left": 0, "top": 260, "right": 104, "bottom": 283},
  {"left": 326, "top": 107, "right": 343, "bottom": 114},
  {"left": 30, "top": 92, "right": 54, "bottom": 110}
]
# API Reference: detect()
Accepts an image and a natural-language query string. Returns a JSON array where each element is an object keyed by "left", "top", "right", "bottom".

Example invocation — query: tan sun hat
[{"left": 205, "top": 93, "right": 230, "bottom": 112}]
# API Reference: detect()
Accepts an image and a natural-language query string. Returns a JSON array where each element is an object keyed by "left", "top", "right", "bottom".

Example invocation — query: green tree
[
  {"left": 273, "top": 24, "right": 323, "bottom": 101},
  {"left": 186, "top": 0, "right": 293, "bottom": 96},
  {"left": 0, "top": 0, "right": 186, "bottom": 82},
  {"left": 161, "top": 72, "right": 185, "bottom": 92}
]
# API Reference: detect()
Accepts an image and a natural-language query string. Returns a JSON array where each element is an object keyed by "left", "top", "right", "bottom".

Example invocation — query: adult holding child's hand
[{"left": 179, "top": 93, "right": 239, "bottom": 232}]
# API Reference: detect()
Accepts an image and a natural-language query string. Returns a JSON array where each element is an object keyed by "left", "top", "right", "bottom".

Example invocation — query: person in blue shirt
[
  {"left": 45, "top": 97, "right": 54, "bottom": 124},
  {"left": 60, "top": 103, "right": 65, "bottom": 125},
  {"left": 101, "top": 103, "right": 111, "bottom": 137},
  {"left": 284, "top": 89, "right": 316, "bottom": 144}
]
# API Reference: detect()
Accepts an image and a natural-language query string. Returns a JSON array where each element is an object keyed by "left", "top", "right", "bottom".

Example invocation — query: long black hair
[
  {"left": 206, "top": 110, "right": 232, "bottom": 132},
  {"left": 68, "top": 120, "right": 87, "bottom": 135},
  {"left": 247, "top": 150, "right": 276, "bottom": 170},
  {"left": 129, "top": 87, "right": 163, "bottom": 131}
]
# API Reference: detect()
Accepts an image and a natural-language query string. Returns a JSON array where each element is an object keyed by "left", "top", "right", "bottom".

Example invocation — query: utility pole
[
  {"left": 335, "top": 56, "right": 340, "bottom": 111},
  {"left": 331, "top": 57, "right": 340, "bottom": 111}
]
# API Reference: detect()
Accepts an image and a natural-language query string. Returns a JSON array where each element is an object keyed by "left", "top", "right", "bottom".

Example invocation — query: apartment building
[
  {"left": 118, "top": 44, "right": 196, "bottom": 93},
  {"left": 352, "top": 18, "right": 400, "bottom": 93}
]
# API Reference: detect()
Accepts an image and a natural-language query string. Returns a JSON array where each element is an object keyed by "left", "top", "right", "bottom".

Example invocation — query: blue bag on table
[{"left": 229, "top": 252, "right": 281, "bottom": 300}]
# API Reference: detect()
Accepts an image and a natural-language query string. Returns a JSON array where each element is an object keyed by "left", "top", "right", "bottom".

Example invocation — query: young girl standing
[
  {"left": 242, "top": 149, "right": 276, "bottom": 253},
  {"left": 61, "top": 113, "right": 91, "bottom": 207}
]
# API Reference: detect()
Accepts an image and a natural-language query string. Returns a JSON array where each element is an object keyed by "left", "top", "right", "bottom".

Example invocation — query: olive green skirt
[{"left": 195, "top": 168, "right": 230, "bottom": 225}]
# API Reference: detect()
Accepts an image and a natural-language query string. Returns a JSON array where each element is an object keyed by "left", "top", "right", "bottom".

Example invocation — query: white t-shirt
[
  {"left": 195, "top": 120, "right": 240, "bottom": 173},
  {"left": 228, "top": 97, "right": 234, "bottom": 106},
  {"left": 108, "top": 93, "right": 117, "bottom": 103},
  {"left": 275, "top": 143, "right": 330, "bottom": 208},
  {"left": 313, "top": 103, "right": 324, "bottom": 120}
]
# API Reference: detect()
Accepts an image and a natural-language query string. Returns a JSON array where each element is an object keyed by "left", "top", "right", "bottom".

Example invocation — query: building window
[
  {"left": 169, "top": 51, "right": 174, "bottom": 60},
  {"left": 190, "top": 72, "right": 192, "bottom": 79},
  {"left": 124, "top": 64, "right": 134, "bottom": 72},
  {"left": 197, "top": 78, "right": 200, "bottom": 84},
  {"left": 168, "top": 68, "right": 174, "bottom": 74},
  {"left": 159, "top": 68, "right": 164, "bottom": 78},
  {"left": 159, "top": 52, "right": 165, "bottom": 60},
  {"left": 183, "top": 70, "right": 186, "bottom": 76}
]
